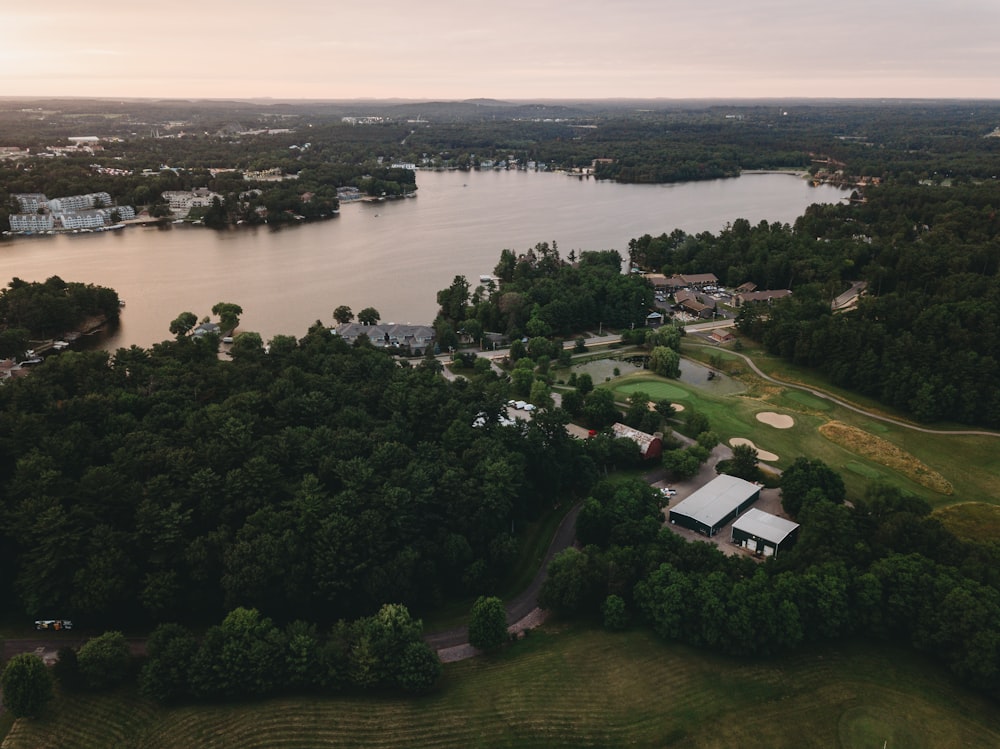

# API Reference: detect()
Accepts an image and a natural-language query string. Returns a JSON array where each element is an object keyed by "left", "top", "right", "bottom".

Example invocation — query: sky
[{"left": 2, "top": 0, "right": 998, "bottom": 100}]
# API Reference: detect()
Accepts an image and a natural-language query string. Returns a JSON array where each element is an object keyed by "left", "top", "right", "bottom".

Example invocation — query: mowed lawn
[{"left": 5, "top": 626, "right": 1000, "bottom": 748}]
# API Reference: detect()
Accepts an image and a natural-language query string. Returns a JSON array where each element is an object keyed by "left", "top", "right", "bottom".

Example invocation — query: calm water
[{"left": 0, "top": 170, "right": 846, "bottom": 350}]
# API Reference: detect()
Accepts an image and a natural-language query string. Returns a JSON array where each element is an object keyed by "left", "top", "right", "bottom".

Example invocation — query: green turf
[
  {"left": 844, "top": 461, "right": 886, "bottom": 480},
  {"left": 781, "top": 389, "right": 833, "bottom": 411},
  {"left": 616, "top": 381, "right": 690, "bottom": 401},
  {"left": 6, "top": 627, "right": 1000, "bottom": 748}
]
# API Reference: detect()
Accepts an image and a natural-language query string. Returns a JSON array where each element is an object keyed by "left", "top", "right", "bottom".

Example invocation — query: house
[
  {"left": 735, "top": 281, "right": 757, "bottom": 294},
  {"left": 668, "top": 475, "right": 761, "bottom": 536},
  {"left": 643, "top": 273, "right": 669, "bottom": 291},
  {"left": 662, "top": 273, "right": 720, "bottom": 293},
  {"left": 610, "top": 423, "right": 663, "bottom": 460},
  {"left": 333, "top": 323, "right": 436, "bottom": 355},
  {"left": 679, "top": 273, "right": 719, "bottom": 289},
  {"left": 731, "top": 508, "right": 799, "bottom": 557},
  {"left": 733, "top": 289, "right": 792, "bottom": 307},
  {"left": 674, "top": 289, "right": 715, "bottom": 319},
  {"left": 192, "top": 322, "right": 221, "bottom": 337},
  {"left": 710, "top": 329, "right": 735, "bottom": 344}
]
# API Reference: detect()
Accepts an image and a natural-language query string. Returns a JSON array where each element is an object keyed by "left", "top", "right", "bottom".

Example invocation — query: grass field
[
  {"left": 5, "top": 625, "right": 1000, "bottom": 748},
  {"left": 935, "top": 502, "right": 1000, "bottom": 543}
]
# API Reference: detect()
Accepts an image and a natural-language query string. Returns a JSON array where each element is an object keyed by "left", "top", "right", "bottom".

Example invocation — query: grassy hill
[{"left": 5, "top": 625, "right": 1000, "bottom": 748}]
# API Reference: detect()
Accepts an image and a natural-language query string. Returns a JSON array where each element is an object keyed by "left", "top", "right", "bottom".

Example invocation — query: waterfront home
[{"left": 332, "top": 323, "right": 435, "bottom": 355}]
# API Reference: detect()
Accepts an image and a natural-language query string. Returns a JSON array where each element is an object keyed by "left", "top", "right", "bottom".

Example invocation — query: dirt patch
[
  {"left": 729, "top": 437, "right": 779, "bottom": 462},
  {"left": 756, "top": 411, "right": 794, "bottom": 428},
  {"left": 819, "top": 421, "right": 953, "bottom": 495}
]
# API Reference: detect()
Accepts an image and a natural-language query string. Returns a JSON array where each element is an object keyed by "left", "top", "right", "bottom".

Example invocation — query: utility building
[
  {"left": 731, "top": 508, "right": 799, "bottom": 557},
  {"left": 668, "top": 475, "right": 760, "bottom": 536}
]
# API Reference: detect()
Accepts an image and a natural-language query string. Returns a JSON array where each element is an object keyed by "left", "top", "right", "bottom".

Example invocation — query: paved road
[{"left": 689, "top": 342, "right": 1000, "bottom": 439}]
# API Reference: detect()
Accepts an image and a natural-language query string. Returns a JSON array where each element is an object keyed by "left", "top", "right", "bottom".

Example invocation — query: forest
[{"left": 0, "top": 321, "right": 630, "bottom": 629}]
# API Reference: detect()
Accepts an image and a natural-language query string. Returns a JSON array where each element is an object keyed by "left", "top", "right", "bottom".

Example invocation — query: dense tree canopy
[{"left": 0, "top": 323, "right": 595, "bottom": 628}]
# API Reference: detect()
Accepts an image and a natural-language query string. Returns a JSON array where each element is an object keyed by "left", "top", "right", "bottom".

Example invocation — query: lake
[{"left": 0, "top": 170, "right": 847, "bottom": 350}]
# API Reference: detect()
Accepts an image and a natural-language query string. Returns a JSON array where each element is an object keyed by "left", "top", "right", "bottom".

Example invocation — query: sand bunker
[
  {"left": 730, "top": 438, "right": 779, "bottom": 462},
  {"left": 756, "top": 411, "right": 794, "bottom": 429},
  {"left": 647, "top": 401, "right": 684, "bottom": 412}
]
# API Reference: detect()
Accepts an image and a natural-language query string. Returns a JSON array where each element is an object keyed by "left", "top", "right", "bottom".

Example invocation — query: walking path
[{"left": 689, "top": 343, "right": 1000, "bottom": 438}]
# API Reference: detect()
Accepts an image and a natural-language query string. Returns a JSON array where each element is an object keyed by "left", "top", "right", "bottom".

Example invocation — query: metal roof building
[
  {"left": 668, "top": 475, "right": 760, "bottom": 536},
  {"left": 731, "top": 508, "right": 800, "bottom": 558}
]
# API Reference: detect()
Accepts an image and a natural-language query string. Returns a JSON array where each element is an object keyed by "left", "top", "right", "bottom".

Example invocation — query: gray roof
[
  {"left": 731, "top": 508, "right": 799, "bottom": 545},
  {"left": 670, "top": 475, "right": 759, "bottom": 528}
]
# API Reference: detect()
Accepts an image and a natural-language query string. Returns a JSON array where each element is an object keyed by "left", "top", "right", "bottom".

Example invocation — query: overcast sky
[{"left": 3, "top": 0, "right": 998, "bottom": 100}]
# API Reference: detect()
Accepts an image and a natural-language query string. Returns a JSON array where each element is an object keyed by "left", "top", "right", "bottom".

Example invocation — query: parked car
[{"left": 35, "top": 619, "right": 73, "bottom": 631}]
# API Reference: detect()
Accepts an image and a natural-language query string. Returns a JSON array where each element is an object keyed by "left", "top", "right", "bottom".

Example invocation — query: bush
[
  {"left": 0, "top": 653, "right": 53, "bottom": 718},
  {"left": 468, "top": 595, "right": 508, "bottom": 651},
  {"left": 78, "top": 631, "right": 130, "bottom": 690}
]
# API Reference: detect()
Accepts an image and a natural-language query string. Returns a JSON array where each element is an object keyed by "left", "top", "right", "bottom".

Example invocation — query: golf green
[{"left": 617, "top": 382, "right": 689, "bottom": 401}]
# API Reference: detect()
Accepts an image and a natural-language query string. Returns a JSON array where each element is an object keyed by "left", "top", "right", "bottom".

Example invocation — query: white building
[
  {"left": 9, "top": 213, "right": 55, "bottom": 232},
  {"left": 57, "top": 209, "right": 108, "bottom": 230},
  {"left": 48, "top": 192, "right": 112, "bottom": 212},
  {"left": 14, "top": 193, "right": 48, "bottom": 212},
  {"left": 161, "top": 188, "right": 223, "bottom": 216}
]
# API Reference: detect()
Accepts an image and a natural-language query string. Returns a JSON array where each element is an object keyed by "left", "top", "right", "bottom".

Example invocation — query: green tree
[
  {"left": 649, "top": 346, "right": 681, "bottom": 378},
  {"left": 212, "top": 302, "right": 243, "bottom": 332},
  {"left": 781, "top": 457, "right": 846, "bottom": 516},
  {"left": 140, "top": 623, "right": 198, "bottom": 703},
  {"left": 169, "top": 311, "right": 197, "bottom": 338},
  {"left": 394, "top": 641, "right": 442, "bottom": 693},
  {"left": 333, "top": 305, "right": 354, "bottom": 324},
  {"left": 602, "top": 594, "right": 630, "bottom": 631},
  {"left": 583, "top": 388, "right": 620, "bottom": 430},
  {"left": 77, "top": 631, "right": 130, "bottom": 690},
  {"left": 468, "top": 595, "right": 508, "bottom": 651},
  {"left": 358, "top": 307, "right": 381, "bottom": 326},
  {"left": 724, "top": 443, "right": 760, "bottom": 482},
  {"left": 0, "top": 653, "right": 53, "bottom": 718}
]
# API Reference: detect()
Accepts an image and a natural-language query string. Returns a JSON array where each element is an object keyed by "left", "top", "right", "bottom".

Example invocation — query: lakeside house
[{"left": 332, "top": 322, "right": 435, "bottom": 355}]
